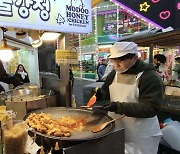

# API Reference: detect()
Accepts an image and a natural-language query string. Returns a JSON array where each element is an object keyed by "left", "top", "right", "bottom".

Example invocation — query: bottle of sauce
[
  {"left": 36, "top": 146, "right": 48, "bottom": 154},
  {"left": 51, "top": 142, "right": 63, "bottom": 154}
]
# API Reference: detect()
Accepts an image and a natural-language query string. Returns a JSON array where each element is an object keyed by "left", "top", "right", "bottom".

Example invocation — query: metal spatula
[{"left": 91, "top": 114, "right": 125, "bottom": 133}]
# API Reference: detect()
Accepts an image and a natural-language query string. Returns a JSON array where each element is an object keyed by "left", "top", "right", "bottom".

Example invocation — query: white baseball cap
[{"left": 109, "top": 42, "right": 138, "bottom": 59}]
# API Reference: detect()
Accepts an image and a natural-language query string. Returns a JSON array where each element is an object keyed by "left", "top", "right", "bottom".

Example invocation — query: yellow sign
[
  {"left": 56, "top": 50, "right": 78, "bottom": 64},
  {"left": 0, "top": 0, "right": 92, "bottom": 33}
]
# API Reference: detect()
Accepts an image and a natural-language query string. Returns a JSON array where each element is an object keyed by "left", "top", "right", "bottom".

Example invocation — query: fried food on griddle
[{"left": 25, "top": 113, "right": 87, "bottom": 137}]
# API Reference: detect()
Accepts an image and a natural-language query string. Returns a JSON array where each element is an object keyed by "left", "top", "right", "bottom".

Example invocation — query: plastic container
[
  {"left": 161, "top": 121, "right": 180, "bottom": 151},
  {"left": 2, "top": 120, "right": 28, "bottom": 154}
]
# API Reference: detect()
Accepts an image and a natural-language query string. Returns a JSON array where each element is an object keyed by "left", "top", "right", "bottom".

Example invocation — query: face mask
[
  {"left": 116, "top": 68, "right": 129, "bottom": 73},
  {"left": 115, "top": 59, "right": 136, "bottom": 74}
]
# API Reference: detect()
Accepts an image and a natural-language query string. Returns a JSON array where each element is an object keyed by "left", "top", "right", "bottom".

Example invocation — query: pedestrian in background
[
  {"left": 154, "top": 54, "right": 168, "bottom": 81},
  {"left": 97, "top": 59, "right": 107, "bottom": 81},
  {"left": 69, "top": 64, "right": 74, "bottom": 88},
  {"left": 14, "top": 64, "right": 30, "bottom": 86},
  {"left": 100, "top": 55, "right": 114, "bottom": 81}
]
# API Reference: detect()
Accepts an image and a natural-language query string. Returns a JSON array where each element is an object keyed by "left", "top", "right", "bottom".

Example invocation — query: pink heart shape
[
  {"left": 177, "top": 3, "right": 180, "bottom": 10},
  {"left": 159, "top": 11, "right": 171, "bottom": 20},
  {"left": 151, "top": 0, "right": 160, "bottom": 3}
]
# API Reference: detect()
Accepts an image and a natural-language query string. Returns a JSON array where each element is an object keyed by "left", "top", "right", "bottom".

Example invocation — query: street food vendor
[
  {"left": 0, "top": 60, "right": 20, "bottom": 92},
  {"left": 94, "top": 42, "right": 164, "bottom": 154}
]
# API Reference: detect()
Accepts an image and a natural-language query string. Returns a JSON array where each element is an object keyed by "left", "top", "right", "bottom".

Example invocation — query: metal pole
[
  {"left": 58, "top": 33, "right": 71, "bottom": 107},
  {"left": 149, "top": 44, "right": 154, "bottom": 63}
]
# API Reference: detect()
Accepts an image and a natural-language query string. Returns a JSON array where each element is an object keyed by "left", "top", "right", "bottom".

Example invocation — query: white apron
[{"left": 109, "top": 72, "right": 162, "bottom": 154}]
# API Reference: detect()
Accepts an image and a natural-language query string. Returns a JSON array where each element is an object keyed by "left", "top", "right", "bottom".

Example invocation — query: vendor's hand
[
  {"left": 92, "top": 105, "right": 108, "bottom": 115},
  {"left": 91, "top": 87, "right": 98, "bottom": 95},
  {"left": 104, "top": 102, "right": 117, "bottom": 112}
]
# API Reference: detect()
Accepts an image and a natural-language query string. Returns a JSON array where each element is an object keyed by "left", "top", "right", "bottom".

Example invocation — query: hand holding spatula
[
  {"left": 80, "top": 87, "right": 98, "bottom": 108},
  {"left": 86, "top": 87, "right": 98, "bottom": 107}
]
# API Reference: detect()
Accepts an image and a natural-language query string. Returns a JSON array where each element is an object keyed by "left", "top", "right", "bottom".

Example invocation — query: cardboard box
[
  {"left": 46, "top": 95, "right": 57, "bottom": 107},
  {"left": 5, "top": 95, "right": 58, "bottom": 120},
  {"left": 6, "top": 98, "right": 47, "bottom": 120},
  {"left": 6, "top": 101, "right": 27, "bottom": 120}
]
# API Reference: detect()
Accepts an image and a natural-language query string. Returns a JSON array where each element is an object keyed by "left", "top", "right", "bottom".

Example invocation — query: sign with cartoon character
[{"left": 0, "top": 0, "right": 92, "bottom": 33}]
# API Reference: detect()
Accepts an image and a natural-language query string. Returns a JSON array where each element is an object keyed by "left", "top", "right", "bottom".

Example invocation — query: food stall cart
[{"left": 0, "top": 0, "right": 125, "bottom": 153}]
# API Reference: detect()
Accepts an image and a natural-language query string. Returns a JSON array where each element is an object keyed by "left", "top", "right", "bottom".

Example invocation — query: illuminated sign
[
  {"left": 139, "top": 2, "right": 150, "bottom": 12},
  {"left": 56, "top": 49, "right": 78, "bottom": 64},
  {"left": 112, "top": 0, "right": 180, "bottom": 29},
  {"left": 177, "top": 2, "right": 180, "bottom": 10},
  {"left": 0, "top": 0, "right": 92, "bottom": 34}
]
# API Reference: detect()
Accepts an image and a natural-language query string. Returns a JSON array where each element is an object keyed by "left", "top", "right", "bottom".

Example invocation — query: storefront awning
[
  {"left": 92, "top": 0, "right": 104, "bottom": 8},
  {"left": 118, "top": 29, "right": 180, "bottom": 48}
]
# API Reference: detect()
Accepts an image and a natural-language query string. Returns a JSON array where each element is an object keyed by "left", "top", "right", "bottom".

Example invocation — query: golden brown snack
[{"left": 26, "top": 112, "right": 87, "bottom": 137}]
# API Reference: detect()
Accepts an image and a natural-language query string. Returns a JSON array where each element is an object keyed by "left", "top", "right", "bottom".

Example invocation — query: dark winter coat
[
  {"left": 96, "top": 59, "right": 164, "bottom": 118},
  {"left": 0, "top": 60, "right": 20, "bottom": 89}
]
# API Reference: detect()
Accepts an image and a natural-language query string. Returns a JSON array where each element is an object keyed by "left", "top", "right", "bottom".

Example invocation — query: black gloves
[
  {"left": 92, "top": 102, "right": 118, "bottom": 114},
  {"left": 103, "top": 102, "right": 117, "bottom": 112}
]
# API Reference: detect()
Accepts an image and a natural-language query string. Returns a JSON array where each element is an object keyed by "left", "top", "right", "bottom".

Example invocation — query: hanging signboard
[
  {"left": 0, "top": 0, "right": 92, "bottom": 34},
  {"left": 56, "top": 48, "right": 78, "bottom": 64},
  {"left": 112, "top": 0, "right": 180, "bottom": 29}
]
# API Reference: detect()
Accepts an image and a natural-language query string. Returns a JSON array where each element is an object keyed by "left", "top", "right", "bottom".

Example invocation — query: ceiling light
[
  {"left": 0, "top": 48, "right": 13, "bottom": 62},
  {"left": 40, "top": 32, "right": 60, "bottom": 41},
  {"left": 0, "top": 27, "right": 17, "bottom": 61},
  {"left": 28, "top": 30, "right": 40, "bottom": 41},
  {"left": 32, "top": 39, "right": 43, "bottom": 48},
  {"left": 16, "top": 29, "right": 27, "bottom": 39},
  {"left": 0, "top": 38, "right": 16, "bottom": 61},
  {"left": 28, "top": 30, "right": 43, "bottom": 48}
]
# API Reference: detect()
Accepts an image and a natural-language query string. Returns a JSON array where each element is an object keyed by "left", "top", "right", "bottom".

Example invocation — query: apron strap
[{"left": 136, "top": 72, "right": 144, "bottom": 80}]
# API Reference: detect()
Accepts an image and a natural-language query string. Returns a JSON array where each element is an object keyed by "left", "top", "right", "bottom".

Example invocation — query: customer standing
[
  {"left": 94, "top": 42, "right": 164, "bottom": 154},
  {"left": 14, "top": 64, "right": 30, "bottom": 86}
]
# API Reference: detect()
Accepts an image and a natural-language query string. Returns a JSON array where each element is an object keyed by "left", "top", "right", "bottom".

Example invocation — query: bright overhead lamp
[
  {"left": 31, "top": 39, "right": 43, "bottom": 48},
  {"left": 40, "top": 32, "right": 60, "bottom": 41},
  {"left": 0, "top": 27, "right": 17, "bottom": 61},
  {"left": 0, "top": 47, "right": 13, "bottom": 61},
  {"left": 28, "top": 30, "right": 43, "bottom": 48},
  {"left": 15, "top": 29, "right": 27, "bottom": 39}
]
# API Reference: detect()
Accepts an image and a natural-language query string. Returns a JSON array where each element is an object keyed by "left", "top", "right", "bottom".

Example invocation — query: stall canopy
[{"left": 118, "top": 28, "right": 180, "bottom": 48}]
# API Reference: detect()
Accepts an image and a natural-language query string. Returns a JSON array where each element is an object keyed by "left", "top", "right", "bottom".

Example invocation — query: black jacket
[
  {"left": 0, "top": 60, "right": 21, "bottom": 89},
  {"left": 96, "top": 59, "right": 164, "bottom": 118},
  {"left": 14, "top": 73, "right": 30, "bottom": 85}
]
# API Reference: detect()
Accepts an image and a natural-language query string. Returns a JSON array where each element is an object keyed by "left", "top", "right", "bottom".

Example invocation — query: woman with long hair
[{"left": 14, "top": 64, "right": 30, "bottom": 86}]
